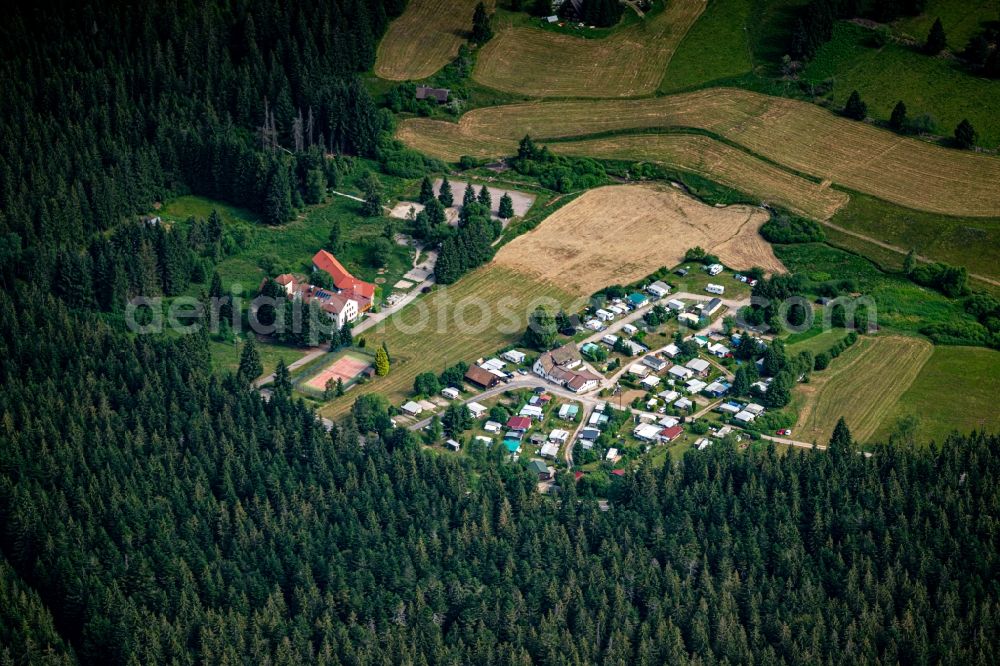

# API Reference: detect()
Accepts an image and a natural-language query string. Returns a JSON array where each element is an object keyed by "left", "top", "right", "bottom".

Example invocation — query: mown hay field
[
  {"left": 397, "top": 88, "right": 1000, "bottom": 217},
  {"left": 794, "top": 335, "right": 933, "bottom": 445},
  {"left": 556, "top": 135, "right": 850, "bottom": 220},
  {"left": 320, "top": 265, "right": 575, "bottom": 415},
  {"left": 473, "top": 0, "right": 706, "bottom": 97},
  {"left": 494, "top": 184, "right": 783, "bottom": 295},
  {"left": 872, "top": 345, "right": 1000, "bottom": 445},
  {"left": 374, "top": 0, "right": 488, "bottom": 80}
]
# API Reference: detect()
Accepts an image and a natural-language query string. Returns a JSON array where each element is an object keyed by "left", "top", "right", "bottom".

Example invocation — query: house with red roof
[
  {"left": 660, "top": 425, "right": 684, "bottom": 443},
  {"left": 312, "top": 250, "right": 376, "bottom": 312},
  {"left": 507, "top": 416, "right": 531, "bottom": 432}
]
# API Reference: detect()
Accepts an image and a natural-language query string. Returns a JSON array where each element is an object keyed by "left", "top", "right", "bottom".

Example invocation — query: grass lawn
[
  {"left": 894, "top": 0, "right": 1000, "bottom": 52},
  {"left": 793, "top": 334, "right": 933, "bottom": 445},
  {"left": 162, "top": 185, "right": 417, "bottom": 298},
  {"left": 802, "top": 22, "right": 1000, "bottom": 148},
  {"left": 786, "top": 326, "right": 851, "bottom": 356},
  {"left": 828, "top": 191, "right": 1000, "bottom": 285},
  {"left": 660, "top": 0, "right": 755, "bottom": 92},
  {"left": 208, "top": 336, "right": 308, "bottom": 378},
  {"left": 160, "top": 195, "right": 262, "bottom": 226},
  {"left": 872, "top": 345, "right": 1000, "bottom": 445}
]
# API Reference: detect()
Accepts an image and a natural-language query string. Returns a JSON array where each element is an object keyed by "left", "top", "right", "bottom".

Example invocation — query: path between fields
[{"left": 821, "top": 220, "right": 1000, "bottom": 288}]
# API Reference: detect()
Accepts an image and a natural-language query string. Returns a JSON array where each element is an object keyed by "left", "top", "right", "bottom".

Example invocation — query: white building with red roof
[{"left": 312, "top": 250, "right": 375, "bottom": 312}]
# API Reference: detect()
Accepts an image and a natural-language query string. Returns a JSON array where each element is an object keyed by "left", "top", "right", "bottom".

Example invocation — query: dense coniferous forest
[
  {"left": 4, "top": 284, "right": 1000, "bottom": 663},
  {"left": 0, "top": 0, "right": 400, "bottom": 252},
  {"left": 3, "top": 1, "right": 1000, "bottom": 664}
]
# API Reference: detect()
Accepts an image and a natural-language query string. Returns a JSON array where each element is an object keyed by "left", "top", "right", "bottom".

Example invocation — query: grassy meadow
[
  {"left": 803, "top": 22, "right": 1000, "bottom": 148},
  {"left": 872, "top": 345, "right": 1000, "bottom": 445},
  {"left": 793, "top": 335, "right": 933, "bottom": 445}
]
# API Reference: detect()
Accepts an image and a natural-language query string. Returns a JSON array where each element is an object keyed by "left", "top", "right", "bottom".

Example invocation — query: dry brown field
[
  {"left": 374, "top": 0, "right": 489, "bottom": 81},
  {"left": 473, "top": 0, "right": 706, "bottom": 97},
  {"left": 397, "top": 88, "right": 1000, "bottom": 217},
  {"left": 556, "top": 134, "right": 850, "bottom": 220},
  {"left": 493, "top": 184, "right": 783, "bottom": 295}
]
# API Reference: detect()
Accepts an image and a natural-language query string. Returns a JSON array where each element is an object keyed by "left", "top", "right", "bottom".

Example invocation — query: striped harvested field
[
  {"left": 375, "top": 0, "right": 488, "bottom": 81},
  {"left": 794, "top": 335, "right": 933, "bottom": 445},
  {"left": 473, "top": 0, "right": 706, "bottom": 97},
  {"left": 494, "top": 184, "right": 783, "bottom": 294},
  {"left": 556, "top": 135, "right": 850, "bottom": 220},
  {"left": 397, "top": 88, "right": 1000, "bottom": 217}
]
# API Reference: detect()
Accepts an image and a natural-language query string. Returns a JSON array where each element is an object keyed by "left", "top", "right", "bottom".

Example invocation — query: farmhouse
[
  {"left": 312, "top": 250, "right": 376, "bottom": 313},
  {"left": 534, "top": 345, "right": 597, "bottom": 392},
  {"left": 464, "top": 365, "right": 500, "bottom": 389},
  {"left": 467, "top": 402, "right": 488, "bottom": 419},
  {"left": 685, "top": 358, "right": 711, "bottom": 376},
  {"left": 415, "top": 86, "right": 449, "bottom": 103},
  {"left": 565, "top": 370, "right": 601, "bottom": 393},
  {"left": 502, "top": 349, "right": 527, "bottom": 364},
  {"left": 647, "top": 281, "right": 671, "bottom": 298}
]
